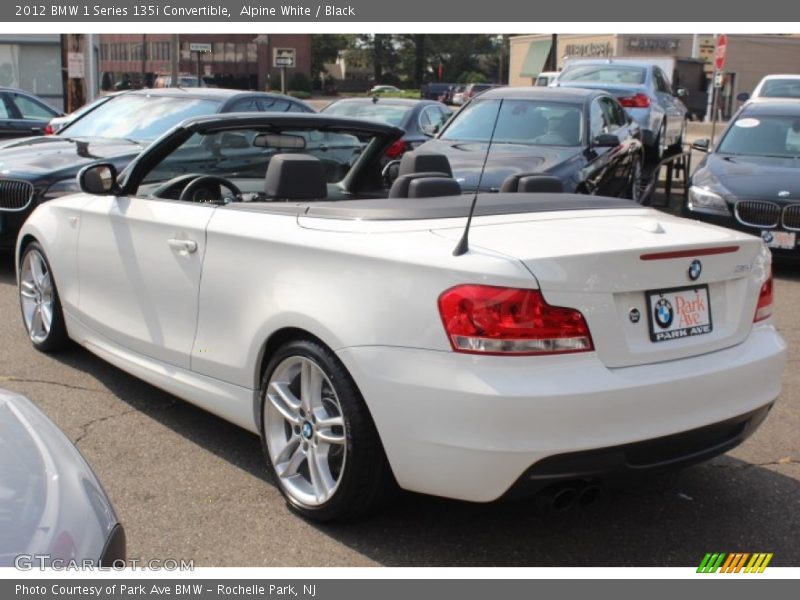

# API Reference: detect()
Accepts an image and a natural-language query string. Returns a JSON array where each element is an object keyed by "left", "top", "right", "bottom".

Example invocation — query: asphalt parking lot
[{"left": 0, "top": 132, "right": 798, "bottom": 568}]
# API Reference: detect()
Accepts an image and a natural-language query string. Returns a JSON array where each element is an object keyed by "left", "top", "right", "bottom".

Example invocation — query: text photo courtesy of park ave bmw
[{"left": 0, "top": 0, "right": 798, "bottom": 591}]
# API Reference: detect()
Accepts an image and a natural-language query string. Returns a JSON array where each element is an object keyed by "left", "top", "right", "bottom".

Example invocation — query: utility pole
[
  {"left": 170, "top": 35, "right": 179, "bottom": 88},
  {"left": 85, "top": 34, "right": 96, "bottom": 102},
  {"left": 141, "top": 34, "right": 147, "bottom": 88},
  {"left": 497, "top": 35, "right": 505, "bottom": 84}
]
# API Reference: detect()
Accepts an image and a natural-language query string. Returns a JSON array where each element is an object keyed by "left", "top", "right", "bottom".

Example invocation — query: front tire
[
  {"left": 18, "top": 242, "right": 69, "bottom": 353},
  {"left": 628, "top": 151, "right": 645, "bottom": 203},
  {"left": 259, "top": 338, "right": 394, "bottom": 521},
  {"left": 647, "top": 120, "right": 667, "bottom": 164}
]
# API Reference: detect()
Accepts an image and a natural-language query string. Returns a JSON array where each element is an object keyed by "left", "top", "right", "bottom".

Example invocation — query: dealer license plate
[
  {"left": 761, "top": 230, "right": 796, "bottom": 250},
  {"left": 646, "top": 285, "right": 712, "bottom": 343}
]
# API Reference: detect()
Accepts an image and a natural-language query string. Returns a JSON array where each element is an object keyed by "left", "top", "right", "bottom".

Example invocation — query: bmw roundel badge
[
  {"left": 688, "top": 259, "right": 702, "bottom": 281},
  {"left": 654, "top": 297, "right": 674, "bottom": 329}
]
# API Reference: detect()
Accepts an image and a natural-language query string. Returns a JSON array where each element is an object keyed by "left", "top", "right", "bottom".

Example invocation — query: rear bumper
[
  {"left": 337, "top": 324, "right": 785, "bottom": 502},
  {"left": 504, "top": 402, "right": 772, "bottom": 499}
]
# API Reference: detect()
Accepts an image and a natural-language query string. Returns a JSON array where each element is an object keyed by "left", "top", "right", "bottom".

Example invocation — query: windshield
[
  {"left": 718, "top": 114, "right": 800, "bottom": 158},
  {"left": 135, "top": 125, "right": 377, "bottom": 198},
  {"left": 323, "top": 102, "right": 412, "bottom": 127},
  {"left": 559, "top": 65, "right": 646, "bottom": 85},
  {"left": 759, "top": 79, "right": 800, "bottom": 98},
  {"left": 440, "top": 99, "right": 583, "bottom": 146},
  {"left": 58, "top": 95, "right": 220, "bottom": 143}
]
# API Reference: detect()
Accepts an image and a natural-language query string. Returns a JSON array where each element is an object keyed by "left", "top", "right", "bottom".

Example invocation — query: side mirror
[
  {"left": 676, "top": 87, "right": 689, "bottom": 98},
  {"left": 593, "top": 133, "right": 621, "bottom": 147},
  {"left": 79, "top": 163, "right": 121, "bottom": 195},
  {"left": 737, "top": 91, "right": 750, "bottom": 102},
  {"left": 422, "top": 123, "right": 439, "bottom": 137},
  {"left": 692, "top": 138, "right": 711, "bottom": 153}
]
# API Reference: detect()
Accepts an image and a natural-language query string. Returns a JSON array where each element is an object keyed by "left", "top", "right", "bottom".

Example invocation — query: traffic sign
[
  {"left": 274, "top": 48, "right": 296, "bottom": 68},
  {"left": 714, "top": 34, "right": 728, "bottom": 71},
  {"left": 189, "top": 43, "right": 212, "bottom": 53}
]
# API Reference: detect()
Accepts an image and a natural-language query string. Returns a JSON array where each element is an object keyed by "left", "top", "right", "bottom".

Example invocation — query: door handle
[{"left": 167, "top": 238, "right": 198, "bottom": 255}]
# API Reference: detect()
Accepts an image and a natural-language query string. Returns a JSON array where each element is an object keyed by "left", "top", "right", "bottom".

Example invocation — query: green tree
[{"left": 310, "top": 34, "right": 354, "bottom": 80}]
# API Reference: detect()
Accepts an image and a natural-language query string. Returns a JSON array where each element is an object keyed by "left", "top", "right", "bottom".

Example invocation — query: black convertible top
[{"left": 226, "top": 193, "right": 639, "bottom": 221}]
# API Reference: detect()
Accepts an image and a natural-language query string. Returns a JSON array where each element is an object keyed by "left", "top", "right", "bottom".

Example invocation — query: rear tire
[
  {"left": 18, "top": 242, "right": 70, "bottom": 353},
  {"left": 669, "top": 118, "right": 687, "bottom": 153},
  {"left": 259, "top": 338, "right": 395, "bottom": 522}
]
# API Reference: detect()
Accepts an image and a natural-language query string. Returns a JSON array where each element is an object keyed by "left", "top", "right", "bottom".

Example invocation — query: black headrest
[
  {"left": 407, "top": 177, "right": 461, "bottom": 199},
  {"left": 499, "top": 173, "right": 564, "bottom": 194},
  {"left": 398, "top": 151, "right": 453, "bottom": 177},
  {"left": 264, "top": 154, "right": 327, "bottom": 200},
  {"left": 389, "top": 172, "right": 451, "bottom": 198}
]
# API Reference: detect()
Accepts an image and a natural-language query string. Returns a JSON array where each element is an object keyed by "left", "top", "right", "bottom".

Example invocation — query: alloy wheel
[
  {"left": 19, "top": 249, "right": 55, "bottom": 344},
  {"left": 264, "top": 356, "right": 347, "bottom": 507}
]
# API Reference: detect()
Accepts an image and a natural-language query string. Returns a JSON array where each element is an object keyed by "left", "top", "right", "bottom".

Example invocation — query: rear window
[
  {"left": 322, "top": 102, "right": 412, "bottom": 127},
  {"left": 559, "top": 65, "right": 646, "bottom": 85},
  {"left": 718, "top": 114, "right": 800, "bottom": 157},
  {"left": 760, "top": 79, "right": 800, "bottom": 99},
  {"left": 440, "top": 99, "right": 583, "bottom": 146}
]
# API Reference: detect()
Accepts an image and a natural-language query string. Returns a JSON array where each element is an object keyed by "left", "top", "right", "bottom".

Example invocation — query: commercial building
[
  {"left": 99, "top": 34, "right": 312, "bottom": 92},
  {"left": 0, "top": 34, "right": 64, "bottom": 109},
  {"left": 510, "top": 34, "right": 800, "bottom": 119}
]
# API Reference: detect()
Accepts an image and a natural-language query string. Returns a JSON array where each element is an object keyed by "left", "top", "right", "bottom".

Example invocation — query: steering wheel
[{"left": 178, "top": 175, "right": 242, "bottom": 203}]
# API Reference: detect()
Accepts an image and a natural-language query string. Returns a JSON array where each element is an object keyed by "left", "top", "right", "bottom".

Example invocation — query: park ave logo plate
[{"left": 646, "top": 285, "right": 713, "bottom": 343}]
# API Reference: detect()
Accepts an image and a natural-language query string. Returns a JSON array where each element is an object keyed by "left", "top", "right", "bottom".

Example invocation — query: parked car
[
  {"left": 45, "top": 92, "right": 121, "bottom": 135},
  {"left": 16, "top": 112, "right": 784, "bottom": 521},
  {"left": 0, "top": 389, "right": 125, "bottom": 567},
  {"left": 535, "top": 71, "right": 560, "bottom": 87},
  {"left": 686, "top": 98, "right": 800, "bottom": 259},
  {"left": 554, "top": 58, "right": 689, "bottom": 161},
  {"left": 321, "top": 97, "right": 451, "bottom": 162},
  {"left": 0, "top": 87, "right": 63, "bottom": 141},
  {"left": 463, "top": 82, "right": 501, "bottom": 101},
  {"left": 0, "top": 88, "right": 314, "bottom": 249},
  {"left": 738, "top": 74, "right": 800, "bottom": 102},
  {"left": 369, "top": 85, "right": 402, "bottom": 94},
  {"left": 417, "top": 87, "right": 644, "bottom": 200},
  {"left": 421, "top": 82, "right": 457, "bottom": 100},
  {"left": 451, "top": 85, "right": 468, "bottom": 105},
  {"left": 154, "top": 74, "right": 211, "bottom": 88}
]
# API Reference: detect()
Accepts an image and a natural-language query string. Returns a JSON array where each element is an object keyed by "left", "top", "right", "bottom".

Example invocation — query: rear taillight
[
  {"left": 385, "top": 139, "right": 409, "bottom": 159},
  {"left": 754, "top": 270, "right": 774, "bottom": 322},
  {"left": 438, "top": 285, "right": 594, "bottom": 355},
  {"left": 618, "top": 93, "right": 651, "bottom": 108},
  {"left": 43, "top": 124, "right": 55, "bottom": 135}
]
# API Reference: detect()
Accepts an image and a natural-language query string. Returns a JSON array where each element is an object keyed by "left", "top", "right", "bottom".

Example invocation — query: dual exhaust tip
[{"left": 536, "top": 481, "right": 603, "bottom": 512}]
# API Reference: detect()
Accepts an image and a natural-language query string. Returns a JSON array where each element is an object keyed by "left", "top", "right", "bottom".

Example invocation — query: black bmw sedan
[
  {"left": 320, "top": 97, "right": 452, "bottom": 162},
  {"left": 0, "top": 88, "right": 313, "bottom": 249},
  {"left": 686, "top": 98, "right": 800, "bottom": 259},
  {"left": 416, "top": 87, "right": 644, "bottom": 199}
]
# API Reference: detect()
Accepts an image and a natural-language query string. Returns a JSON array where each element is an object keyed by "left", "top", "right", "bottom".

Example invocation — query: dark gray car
[{"left": 0, "top": 389, "right": 125, "bottom": 567}]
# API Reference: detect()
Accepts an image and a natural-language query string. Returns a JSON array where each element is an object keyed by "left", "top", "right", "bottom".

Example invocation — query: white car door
[{"left": 76, "top": 195, "right": 215, "bottom": 369}]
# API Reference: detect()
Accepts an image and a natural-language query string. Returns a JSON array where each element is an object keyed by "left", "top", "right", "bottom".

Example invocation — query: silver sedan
[{"left": 554, "top": 58, "right": 689, "bottom": 161}]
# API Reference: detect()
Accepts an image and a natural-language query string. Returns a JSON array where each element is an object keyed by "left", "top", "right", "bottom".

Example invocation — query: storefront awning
[{"left": 519, "top": 39, "right": 552, "bottom": 78}]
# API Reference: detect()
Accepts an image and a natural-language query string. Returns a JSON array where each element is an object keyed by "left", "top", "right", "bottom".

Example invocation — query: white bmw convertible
[{"left": 16, "top": 113, "right": 786, "bottom": 521}]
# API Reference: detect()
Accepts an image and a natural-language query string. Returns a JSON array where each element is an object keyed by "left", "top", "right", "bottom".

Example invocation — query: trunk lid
[{"left": 433, "top": 210, "right": 768, "bottom": 368}]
